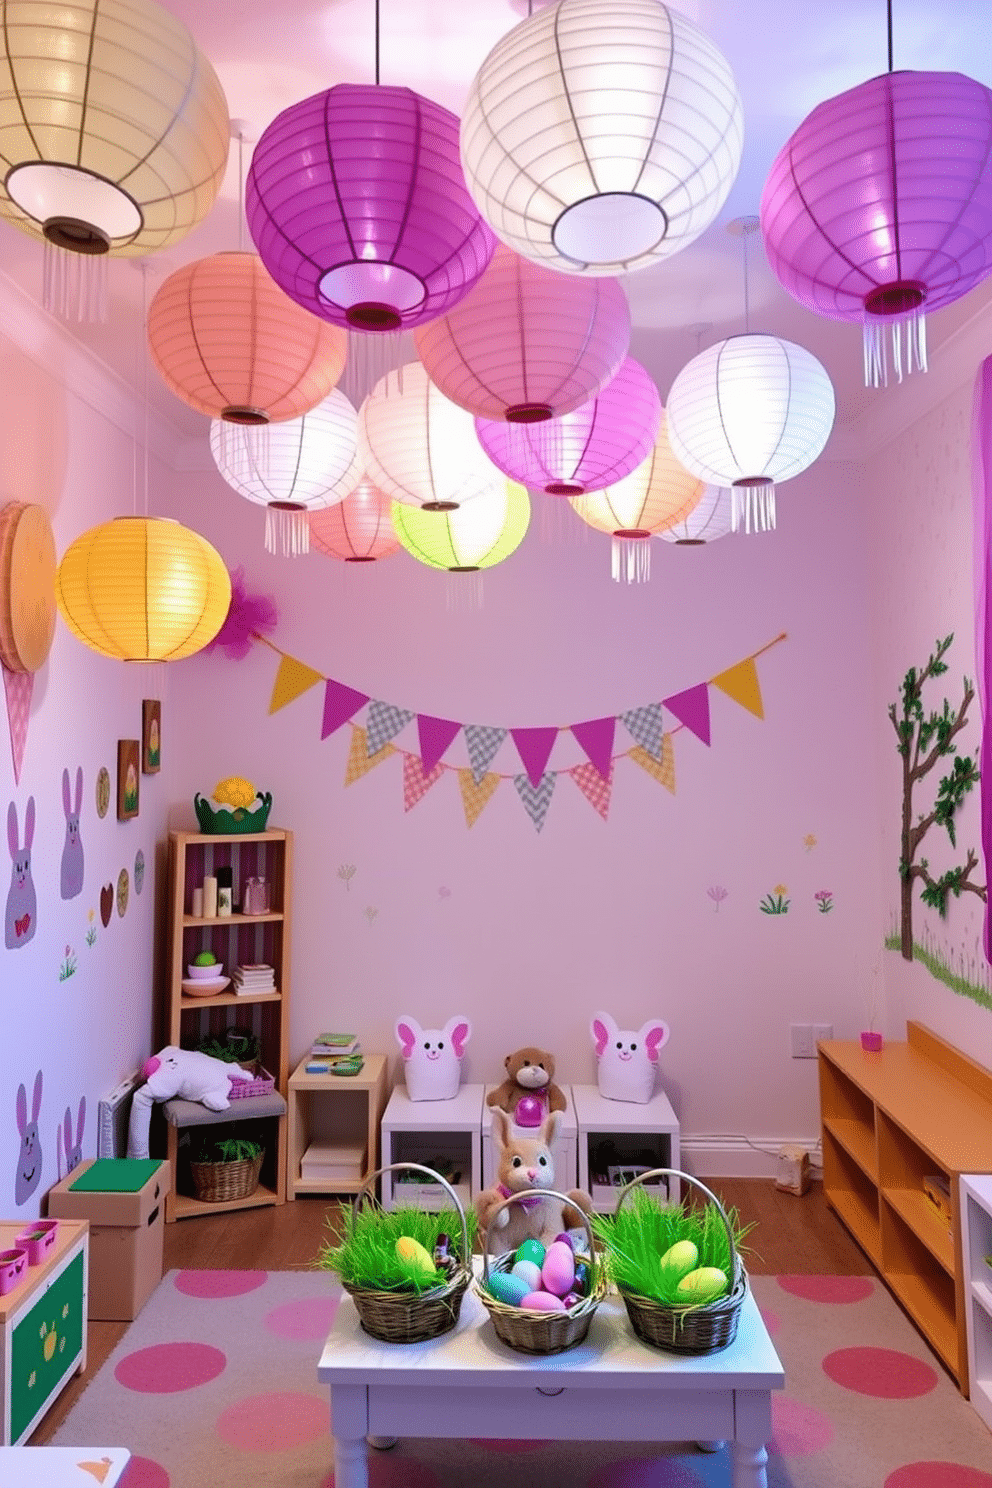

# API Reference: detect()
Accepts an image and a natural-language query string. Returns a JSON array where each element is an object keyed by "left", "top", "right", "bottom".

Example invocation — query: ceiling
[{"left": 1, "top": 0, "right": 990, "bottom": 456}]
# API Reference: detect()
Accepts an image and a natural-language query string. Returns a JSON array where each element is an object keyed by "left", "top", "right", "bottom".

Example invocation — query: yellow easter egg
[
  {"left": 395, "top": 1235, "right": 439, "bottom": 1285},
  {"left": 658, "top": 1239, "right": 699, "bottom": 1281},
  {"left": 675, "top": 1266, "right": 728, "bottom": 1304}
]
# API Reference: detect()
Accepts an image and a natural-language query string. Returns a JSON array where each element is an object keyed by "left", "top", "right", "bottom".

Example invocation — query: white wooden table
[
  {"left": 0, "top": 1446, "right": 130, "bottom": 1485},
  {"left": 318, "top": 1272, "right": 784, "bottom": 1488}
]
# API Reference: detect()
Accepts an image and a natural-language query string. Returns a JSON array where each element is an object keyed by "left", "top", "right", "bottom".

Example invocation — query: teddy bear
[
  {"left": 485, "top": 1046, "right": 567, "bottom": 1128},
  {"left": 475, "top": 1108, "right": 592, "bottom": 1253},
  {"left": 127, "top": 1046, "right": 255, "bottom": 1159}
]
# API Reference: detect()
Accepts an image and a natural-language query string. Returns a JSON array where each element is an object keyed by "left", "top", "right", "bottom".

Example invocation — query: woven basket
[
  {"left": 190, "top": 1152, "right": 263, "bottom": 1203},
  {"left": 477, "top": 1191, "right": 605, "bottom": 1355},
  {"left": 612, "top": 1169, "right": 747, "bottom": 1355},
  {"left": 340, "top": 1164, "right": 471, "bottom": 1345},
  {"left": 194, "top": 792, "right": 272, "bottom": 835}
]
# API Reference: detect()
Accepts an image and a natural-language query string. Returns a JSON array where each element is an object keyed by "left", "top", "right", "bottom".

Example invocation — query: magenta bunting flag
[
  {"left": 417, "top": 714, "right": 462, "bottom": 776},
  {"left": 321, "top": 678, "right": 370, "bottom": 740},
  {"left": 972, "top": 355, "right": 992, "bottom": 962},
  {"left": 663, "top": 683, "right": 711, "bottom": 745},
  {"left": 510, "top": 726, "right": 559, "bottom": 787},
  {"left": 571, "top": 716, "right": 616, "bottom": 781}
]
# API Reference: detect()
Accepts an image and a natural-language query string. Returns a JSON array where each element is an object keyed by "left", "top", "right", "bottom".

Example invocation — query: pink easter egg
[
  {"left": 541, "top": 1240, "right": 575, "bottom": 1297},
  {"left": 520, "top": 1289, "right": 567, "bottom": 1313}
]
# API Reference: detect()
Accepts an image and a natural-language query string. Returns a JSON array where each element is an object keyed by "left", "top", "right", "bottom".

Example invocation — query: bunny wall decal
[
  {"left": 6, "top": 796, "right": 37, "bottom": 949},
  {"left": 60, "top": 1097, "right": 86, "bottom": 1177},
  {"left": 15, "top": 1069, "right": 43, "bottom": 1205},
  {"left": 60, "top": 766, "right": 85, "bottom": 900},
  {"left": 590, "top": 1010, "right": 670, "bottom": 1103},
  {"left": 395, "top": 1014, "right": 471, "bottom": 1102}
]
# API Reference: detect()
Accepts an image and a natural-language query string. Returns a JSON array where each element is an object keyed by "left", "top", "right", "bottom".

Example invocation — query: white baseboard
[{"left": 679, "top": 1134, "right": 823, "bottom": 1180}]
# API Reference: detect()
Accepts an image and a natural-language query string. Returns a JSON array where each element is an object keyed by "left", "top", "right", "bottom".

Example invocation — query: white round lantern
[
  {"left": 359, "top": 362, "right": 504, "bottom": 511},
  {"left": 666, "top": 335, "right": 836, "bottom": 533},
  {"left": 659, "top": 486, "right": 734, "bottom": 545},
  {"left": 209, "top": 389, "right": 361, "bottom": 556},
  {"left": 460, "top": 0, "right": 744, "bottom": 276}
]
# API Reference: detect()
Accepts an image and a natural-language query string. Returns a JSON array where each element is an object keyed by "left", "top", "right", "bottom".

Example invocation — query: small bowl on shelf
[
  {"left": 181, "top": 975, "right": 231, "bottom": 998},
  {"left": 187, "top": 961, "right": 224, "bottom": 981}
]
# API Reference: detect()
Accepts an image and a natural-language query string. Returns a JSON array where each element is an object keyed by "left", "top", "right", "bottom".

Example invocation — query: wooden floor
[{"left": 30, "top": 1177, "right": 871, "bottom": 1446}]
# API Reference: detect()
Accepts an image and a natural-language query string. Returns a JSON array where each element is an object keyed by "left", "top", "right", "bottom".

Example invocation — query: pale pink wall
[{"left": 160, "top": 443, "right": 883, "bottom": 1170}]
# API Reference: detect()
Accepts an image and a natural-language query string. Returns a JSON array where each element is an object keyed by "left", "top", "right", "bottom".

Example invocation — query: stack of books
[
  {"left": 310, "top": 1032, "right": 360, "bottom": 1057},
  {"left": 232, "top": 963, "right": 276, "bottom": 995},
  {"left": 300, "top": 1140, "right": 367, "bottom": 1185}
]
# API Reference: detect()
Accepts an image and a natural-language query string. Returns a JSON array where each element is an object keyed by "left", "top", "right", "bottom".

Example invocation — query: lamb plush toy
[{"left": 127, "top": 1046, "right": 255, "bottom": 1159}]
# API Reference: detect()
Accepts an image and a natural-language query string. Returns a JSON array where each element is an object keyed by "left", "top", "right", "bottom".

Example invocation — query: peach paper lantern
[{"left": 309, "top": 478, "right": 400, "bottom": 563}]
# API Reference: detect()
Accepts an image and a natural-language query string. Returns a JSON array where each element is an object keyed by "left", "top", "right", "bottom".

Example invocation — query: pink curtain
[{"left": 972, "top": 356, "right": 992, "bottom": 962}]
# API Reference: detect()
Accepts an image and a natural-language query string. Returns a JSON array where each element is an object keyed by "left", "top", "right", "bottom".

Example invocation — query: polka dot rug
[{"left": 49, "top": 1270, "right": 992, "bottom": 1488}]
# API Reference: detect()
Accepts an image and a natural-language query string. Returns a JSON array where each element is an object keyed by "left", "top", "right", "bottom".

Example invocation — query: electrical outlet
[
  {"left": 813, "top": 1023, "right": 834, "bottom": 1046},
  {"left": 790, "top": 1023, "right": 815, "bottom": 1058}
]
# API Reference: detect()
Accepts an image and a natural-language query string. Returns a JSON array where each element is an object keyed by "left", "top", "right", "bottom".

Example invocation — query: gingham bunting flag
[
  {"left": 403, "top": 752, "right": 445, "bottom": 812},
  {"left": 458, "top": 768, "right": 500, "bottom": 828},
  {"left": 513, "top": 771, "right": 556, "bottom": 832},
  {"left": 366, "top": 700, "right": 414, "bottom": 756},
  {"left": 570, "top": 760, "right": 614, "bottom": 820},
  {"left": 630, "top": 733, "right": 676, "bottom": 793},
  {"left": 345, "top": 726, "right": 395, "bottom": 785},
  {"left": 464, "top": 724, "right": 506, "bottom": 783},
  {"left": 619, "top": 703, "right": 665, "bottom": 759},
  {"left": 2, "top": 665, "right": 32, "bottom": 783}
]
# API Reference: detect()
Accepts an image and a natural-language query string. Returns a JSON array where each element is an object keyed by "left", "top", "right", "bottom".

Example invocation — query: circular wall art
[
  {"left": 134, "top": 849, "right": 145, "bottom": 895},
  {"left": 95, "top": 767, "right": 111, "bottom": 819},
  {"left": 116, "top": 868, "right": 129, "bottom": 918},
  {"left": 0, "top": 501, "right": 57, "bottom": 673}
]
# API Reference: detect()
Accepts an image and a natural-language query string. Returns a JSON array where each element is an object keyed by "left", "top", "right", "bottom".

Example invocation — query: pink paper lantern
[
  {"left": 414, "top": 243, "right": 630, "bottom": 422},
  {"left": 475, "top": 357, "right": 661, "bottom": 496},
  {"left": 761, "top": 70, "right": 992, "bottom": 386},
  {"left": 309, "top": 478, "right": 400, "bottom": 563}
]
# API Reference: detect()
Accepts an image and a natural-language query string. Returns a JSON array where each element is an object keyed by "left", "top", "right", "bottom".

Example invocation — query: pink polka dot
[
  {"left": 115, "top": 1342, "right": 226, "bottom": 1393},
  {"left": 265, "top": 1295, "right": 339, "bottom": 1339},
  {"left": 217, "top": 1390, "right": 328, "bottom": 1451},
  {"left": 119, "top": 1457, "right": 169, "bottom": 1488},
  {"left": 769, "top": 1395, "right": 834, "bottom": 1456},
  {"left": 321, "top": 1456, "right": 442, "bottom": 1488},
  {"left": 467, "top": 1440, "right": 549, "bottom": 1453},
  {"left": 823, "top": 1346, "right": 939, "bottom": 1398},
  {"left": 777, "top": 1275, "right": 875, "bottom": 1303},
  {"left": 886, "top": 1466, "right": 992, "bottom": 1488},
  {"left": 589, "top": 1456, "right": 708, "bottom": 1488},
  {"left": 175, "top": 1270, "right": 268, "bottom": 1298},
  {"left": 758, "top": 1305, "right": 781, "bottom": 1336}
]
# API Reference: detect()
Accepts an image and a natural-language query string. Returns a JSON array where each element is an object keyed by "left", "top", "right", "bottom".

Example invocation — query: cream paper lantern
[{"left": 659, "top": 486, "right": 734, "bottom": 545}]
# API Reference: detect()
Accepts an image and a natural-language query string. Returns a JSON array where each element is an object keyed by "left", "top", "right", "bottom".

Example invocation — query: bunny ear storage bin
[
  {"left": 591, "top": 1011, "right": 670, "bottom": 1103},
  {"left": 395, "top": 1015, "right": 471, "bottom": 1101}
]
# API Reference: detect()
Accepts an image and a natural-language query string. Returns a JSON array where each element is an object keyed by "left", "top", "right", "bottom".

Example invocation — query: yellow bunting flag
[
  {"left": 345, "top": 725, "right": 395, "bottom": 785},
  {"left": 458, "top": 768, "right": 500, "bottom": 828},
  {"left": 711, "top": 657, "right": 764, "bottom": 718},
  {"left": 268, "top": 654, "right": 324, "bottom": 714},
  {"left": 630, "top": 733, "right": 675, "bottom": 793}
]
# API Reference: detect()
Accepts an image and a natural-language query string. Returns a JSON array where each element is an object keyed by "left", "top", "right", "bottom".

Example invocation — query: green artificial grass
[
  {"left": 317, "top": 1202, "right": 477, "bottom": 1294},
  {"left": 590, "top": 1188, "right": 755, "bottom": 1306}
]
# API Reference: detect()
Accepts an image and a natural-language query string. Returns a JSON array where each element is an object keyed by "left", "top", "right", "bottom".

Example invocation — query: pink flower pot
[
  {"left": 860, "top": 1031, "right": 883, "bottom": 1052},
  {"left": 16, "top": 1219, "right": 58, "bottom": 1264},
  {"left": 0, "top": 1247, "right": 27, "bottom": 1294}
]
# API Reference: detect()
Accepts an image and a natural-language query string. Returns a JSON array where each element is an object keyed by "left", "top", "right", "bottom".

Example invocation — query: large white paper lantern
[
  {"left": 460, "top": 0, "right": 743, "bottom": 276},
  {"left": 659, "top": 486, "right": 734, "bottom": 545},
  {"left": 666, "top": 335, "right": 835, "bottom": 534}
]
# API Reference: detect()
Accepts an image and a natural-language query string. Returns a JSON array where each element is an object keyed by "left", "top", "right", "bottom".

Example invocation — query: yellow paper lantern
[{"left": 55, "top": 516, "right": 231, "bottom": 661}]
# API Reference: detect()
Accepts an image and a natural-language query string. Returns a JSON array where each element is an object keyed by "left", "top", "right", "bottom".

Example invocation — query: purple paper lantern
[
  {"left": 246, "top": 84, "right": 496, "bottom": 333},
  {"left": 475, "top": 357, "right": 661, "bottom": 496},
  {"left": 761, "top": 71, "right": 992, "bottom": 386}
]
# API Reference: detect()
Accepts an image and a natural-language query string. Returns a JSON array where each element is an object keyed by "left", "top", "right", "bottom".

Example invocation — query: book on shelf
[
  {"left": 310, "top": 1032, "right": 359, "bottom": 1055},
  {"left": 300, "top": 1140, "right": 366, "bottom": 1182},
  {"left": 233, "top": 964, "right": 275, "bottom": 991}
]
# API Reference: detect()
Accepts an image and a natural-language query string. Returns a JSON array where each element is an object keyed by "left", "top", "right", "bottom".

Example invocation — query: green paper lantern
[{"left": 392, "top": 483, "right": 530, "bottom": 572}]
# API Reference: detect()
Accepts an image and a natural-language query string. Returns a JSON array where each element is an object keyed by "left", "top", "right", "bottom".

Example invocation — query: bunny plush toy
[
  {"left": 475, "top": 1108, "right": 592, "bottom": 1252},
  {"left": 60, "top": 766, "right": 84, "bottom": 900},
  {"left": 591, "top": 1010, "right": 671, "bottom": 1103},
  {"left": 395, "top": 1014, "right": 471, "bottom": 1102},
  {"left": 6, "top": 797, "right": 37, "bottom": 949}
]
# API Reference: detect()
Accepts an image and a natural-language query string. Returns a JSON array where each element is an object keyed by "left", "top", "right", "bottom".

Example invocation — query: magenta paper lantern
[
  {"left": 414, "top": 243, "right": 630, "bottom": 422},
  {"left": 309, "top": 477, "right": 400, "bottom": 563},
  {"left": 246, "top": 84, "right": 495, "bottom": 333},
  {"left": 475, "top": 356, "right": 660, "bottom": 496},
  {"left": 761, "top": 70, "right": 992, "bottom": 386}
]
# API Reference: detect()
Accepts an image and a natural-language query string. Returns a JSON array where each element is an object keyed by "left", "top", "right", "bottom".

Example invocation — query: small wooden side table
[{"left": 287, "top": 1054, "right": 388, "bottom": 1199}]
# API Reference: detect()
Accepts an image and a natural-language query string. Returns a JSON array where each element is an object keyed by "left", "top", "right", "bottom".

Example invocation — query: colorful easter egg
[
  {"left": 561, "top": 1291, "right": 582, "bottom": 1309},
  {"left": 395, "top": 1235, "right": 439, "bottom": 1285},
  {"left": 571, "top": 1259, "right": 592, "bottom": 1296},
  {"left": 541, "top": 1240, "right": 575, "bottom": 1297},
  {"left": 520, "top": 1289, "right": 567, "bottom": 1313},
  {"left": 675, "top": 1266, "right": 728, "bottom": 1304},
  {"left": 514, "top": 1238, "right": 546, "bottom": 1267},
  {"left": 510, "top": 1258, "right": 543, "bottom": 1291},
  {"left": 486, "top": 1271, "right": 531, "bottom": 1307}
]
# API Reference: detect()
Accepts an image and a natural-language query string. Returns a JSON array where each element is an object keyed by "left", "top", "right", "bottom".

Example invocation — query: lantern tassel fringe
[
  {"left": 612, "top": 535, "right": 651, "bottom": 584},
  {"left": 732, "top": 485, "right": 777, "bottom": 535},
  {"left": 340, "top": 329, "right": 406, "bottom": 408},
  {"left": 43, "top": 241, "right": 108, "bottom": 324},
  {"left": 265, "top": 506, "right": 310, "bottom": 557},
  {"left": 445, "top": 572, "right": 484, "bottom": 611},
  {"left": 863, "top": 308, "right": 928, "bottom": 389}
]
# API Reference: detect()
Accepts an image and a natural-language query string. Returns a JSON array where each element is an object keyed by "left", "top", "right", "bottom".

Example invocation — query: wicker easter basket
[
  {"left": 477, "top": 1191, "right": 605, "bottom": 1355},
  {"left": 612, "top": 1169, "right": 747, "bottom": 1355},
  {"left": 340, "top": 1164, "right": 472, "bottom": 1345}
]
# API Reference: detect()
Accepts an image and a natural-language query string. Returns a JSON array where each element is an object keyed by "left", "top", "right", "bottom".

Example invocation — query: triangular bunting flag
[
  {"left": 344, "top": 726, "right": 395, "bottom": 786},
  {"left": 321, "top": 678, "right": 370, "bottom": 739},
  {"left": 417, "top": 714, "right": 462, "bottom": 776},
  {"left": 2, "top": 665, "right": 33, "bottom": 783},
  {"left": 464, "top": 724, "right": 506, "bottom": 784},
  {"left": 268, "top": 654, "right": 324, "bottom": 714},
  {"left": 511, "top": 726, "right": 559, "bottom": 787},
  {"left": 458, "top": 768, "right": 500, "bottom": 828},
  {"left": 403, "top": 752, "right": 445, "bottom": 811},
  {"left": 366, "top": 699, "right": 415, "bottom": 755},
  {"left": 631, "top": 733, "right": 676, "bottom": 793},
  {"left": 663, "top": 683, "right": 711, "bottom": 745},
  {"left": 571, "top": 715, "right": 616, "bottom": 781},
  {"left": 513, "top": 771, "right": 556, "bottom": 832},
  {"left": 570, "top": 760, "right": 614, "bottom": 820},
  {"left": 619, "top": 703, "right": 665, "bottom": 759},
  {"left": 711, "top": 657, "right": 765, "bottom": 718}
]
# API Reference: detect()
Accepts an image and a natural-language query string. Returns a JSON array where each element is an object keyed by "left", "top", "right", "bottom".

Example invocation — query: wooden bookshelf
[{"left": 818, "top": 1021, "right": 992, "bottom": 1394}]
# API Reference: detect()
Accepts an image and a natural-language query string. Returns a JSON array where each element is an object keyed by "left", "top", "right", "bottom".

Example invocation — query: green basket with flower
[{"left": 194, "top": 776, "right": 272, "bottom": 834}]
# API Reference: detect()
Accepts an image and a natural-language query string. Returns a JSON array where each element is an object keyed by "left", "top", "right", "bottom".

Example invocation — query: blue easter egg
[
  {"left": 486, "top": 1270, "right": 531, "bottom": 1307},
  {"left": 514, "top": 1238, "right": 546, "bottom": 1267},
  {"left": 510, "top": 1258, "right": 543, "bottom": 1291}
]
